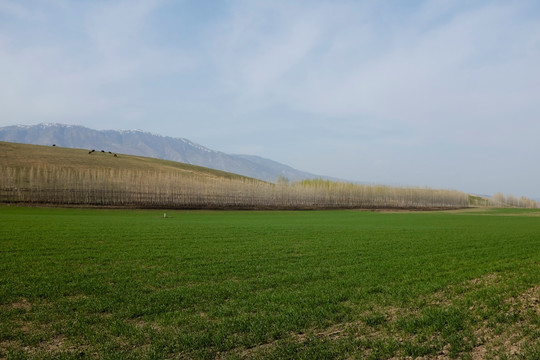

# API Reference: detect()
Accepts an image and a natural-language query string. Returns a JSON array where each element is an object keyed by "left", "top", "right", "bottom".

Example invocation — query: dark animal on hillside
[
  {"left": 114, "top": 154, "right": 118, "bottom": 157},
  {"left": 101, "top": 150, "right": 105, "bottom": 153},
  {"left": 108, "top": 151, "right": 112, "bottom": 154},
  {"left": 52, "top": 144, "right": 56, "bottom": 147},
  {"left": 88, "top": 151, "right": 92, "bottom": 154}
]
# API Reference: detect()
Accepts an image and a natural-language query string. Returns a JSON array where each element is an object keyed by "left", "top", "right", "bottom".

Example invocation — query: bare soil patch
[
  {"left": 6, "top": 298, "right": 32, "bottom": 311},
  {"left": 470, "top": 285, "right": 540, "bottom": 359}
]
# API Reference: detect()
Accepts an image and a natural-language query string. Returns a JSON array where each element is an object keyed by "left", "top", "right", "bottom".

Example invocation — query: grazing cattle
[
  {"left": 88, "top": 151, "right": 92, "bottom": 154},
  {"left": 101, "top": 150, "right": 105, "bottom": 153},
  {"left": 108, "top": 151, "right": 112, "bottom": 154},
  {"left": 114, "top": 154, "right": 118, "bottom": 157},
  {"left": 52, "top": 144, "right": 56, "bottom": 147}
]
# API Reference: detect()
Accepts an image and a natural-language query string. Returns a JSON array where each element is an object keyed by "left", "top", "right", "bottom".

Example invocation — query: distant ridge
[{"left": 0, "top": 123, "right": 323, "bottom": 182}]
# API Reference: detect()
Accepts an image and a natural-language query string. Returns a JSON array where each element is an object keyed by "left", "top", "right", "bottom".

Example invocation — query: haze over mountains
[{"left": 0, "top": 123, "right": 323, "bottom": 182}]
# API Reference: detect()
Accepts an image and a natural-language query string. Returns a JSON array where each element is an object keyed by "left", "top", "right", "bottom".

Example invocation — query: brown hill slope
[
  {"left": 0, "top": 141, "right": 249, "bottom": 181},
  {"left": 0, "top": 123, "right": 323, "bottom": 182}
]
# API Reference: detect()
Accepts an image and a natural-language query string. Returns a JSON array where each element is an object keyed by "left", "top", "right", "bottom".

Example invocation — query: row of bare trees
[
  {"left": 490, "top": 192, "right": 537, "bottom": 208},
  {"left": 0, "top": 165, "right": 471, "bottom": 209}
]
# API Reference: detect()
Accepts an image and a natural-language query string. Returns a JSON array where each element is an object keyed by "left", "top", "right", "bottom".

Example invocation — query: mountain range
[{"left": 0, "top": 123, "right": 324, "bottom": 182}]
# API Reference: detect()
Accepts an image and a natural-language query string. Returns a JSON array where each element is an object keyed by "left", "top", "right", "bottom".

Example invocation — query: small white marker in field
[{"left": 164, "top": 213, "right": 167, "bottom": 218}]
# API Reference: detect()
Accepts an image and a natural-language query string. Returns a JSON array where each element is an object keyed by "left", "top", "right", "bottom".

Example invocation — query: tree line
[
  {"left": 0, "top": 165, "right": 478, "bottom": 209},
  {"left": 490, "top": 192, "right": 537, "bottom": 208}
]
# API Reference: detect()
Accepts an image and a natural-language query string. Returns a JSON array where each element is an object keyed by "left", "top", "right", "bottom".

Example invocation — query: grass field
[{"left": 1, "top": 206, "right": 540, "bottom": 359}]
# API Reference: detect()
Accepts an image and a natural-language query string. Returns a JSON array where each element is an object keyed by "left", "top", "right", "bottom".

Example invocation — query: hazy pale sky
[{"left": 1, "top": 0, "right": 539, "bottom": 198}]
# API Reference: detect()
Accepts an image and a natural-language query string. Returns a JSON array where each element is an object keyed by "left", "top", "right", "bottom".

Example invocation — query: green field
[{"left": 1, "top": 207, "right": 540, "bottom": 359}]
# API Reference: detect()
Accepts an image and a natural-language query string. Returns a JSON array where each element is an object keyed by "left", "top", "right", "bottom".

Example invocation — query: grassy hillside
[
  {"left": 0, "top": 141, "right": 248, "bottom": 181},
  {"left": 0, "top": 141, "right": 470, "bottom": 209}
]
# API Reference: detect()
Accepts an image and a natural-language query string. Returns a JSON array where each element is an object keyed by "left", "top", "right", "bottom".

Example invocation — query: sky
[{"left": 1, "top": 0, "right": 539, "bottom": 198}]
